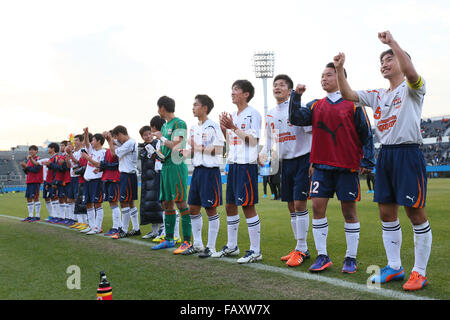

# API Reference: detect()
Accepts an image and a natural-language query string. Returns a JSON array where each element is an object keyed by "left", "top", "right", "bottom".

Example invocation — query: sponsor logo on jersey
[{"left": 377, "top": 115, "right": 397, "bottom": 132}]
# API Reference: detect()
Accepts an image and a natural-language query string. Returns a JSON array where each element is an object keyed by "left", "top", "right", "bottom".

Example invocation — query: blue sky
[{"left": 1, "top": 0, "right": 449, "bottom": 149}]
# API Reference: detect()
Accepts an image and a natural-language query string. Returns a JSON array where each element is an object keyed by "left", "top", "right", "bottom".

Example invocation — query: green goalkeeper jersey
[{"left": 160, "top": 117, "right": 187, "bottom": 166}]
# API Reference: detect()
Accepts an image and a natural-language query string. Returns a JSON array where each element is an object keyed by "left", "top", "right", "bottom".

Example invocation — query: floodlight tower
[{"left": 253, "top": 51, "right": 275, "bottom": 117}]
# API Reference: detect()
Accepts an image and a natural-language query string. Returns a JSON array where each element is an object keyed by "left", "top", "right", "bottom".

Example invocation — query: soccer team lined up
[{"left": 20, "top": 31, "right": 431, "bottom": 292}]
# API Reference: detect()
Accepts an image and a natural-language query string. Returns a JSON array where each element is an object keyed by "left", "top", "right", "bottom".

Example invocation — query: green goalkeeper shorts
[{"left": 160, "top": 162, "right": 188, "bottom": 202}]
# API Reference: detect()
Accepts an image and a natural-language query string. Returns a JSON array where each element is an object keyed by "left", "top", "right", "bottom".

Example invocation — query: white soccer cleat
[
  {"left": 86, "top": 227, "right": 98, "bottom": 235},
  {"left": 237, "top": 250, "right": 262, "bottom": 264},
  {"left": 80, "top": 226, "right": 92, "bottom": 233},
  {"left": 211, "top": 245, "right": 240, "bottom": 258}
]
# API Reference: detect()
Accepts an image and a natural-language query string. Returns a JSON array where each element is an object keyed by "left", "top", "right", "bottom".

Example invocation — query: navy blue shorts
[
  {"left": 374, "top": 144, "right": 427, "bottom": 208},
  {"left": 43, "top": 182, "right": 55, "bottom": 199},
  {"left": 66, "top": 177, "right": 79, "bottom": 199},
  {"left": 83, "top": 178, "right": 103, "bottom": 204},
  {"left": 104, "top": 181, "right": 120, "bottom": 203},
  {"left": 55, "top": 181, "right": 67, "bottom": 198},
  {"left": 188, "top": 166, "right": 223, "bottom": 208},
  {"left": 281, "top": 153, "right": 310, "bottom": 202},
  {"left": 226, "top": 163, "right": 258, "bottom": 206},
  {"left": 25, "top": 183, "right": 40, "bottom": 200},
  {"left": 119, "top": 172, "right": 138, "bottom": 202},
  {"left": 310, "top": 168, "right": 361, "bottom": 202}
]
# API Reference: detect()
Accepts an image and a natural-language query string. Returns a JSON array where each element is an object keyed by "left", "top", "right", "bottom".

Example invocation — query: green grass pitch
[{"left": 0, "top": 178, "right": 448, "bottom": 300}]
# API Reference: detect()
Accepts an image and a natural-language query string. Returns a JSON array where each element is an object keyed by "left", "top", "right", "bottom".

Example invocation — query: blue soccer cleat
[
  {"left": 309, "top": 254, "right": 333, "bottom": 272},
  {"left": 152, "top": 239, "right": 175, "bottom": 250},
  {"left": 342, "top": 257, "right": 358, "bottom": 274},
  {"left": 370, "top": 265, "right": 405, "bottom": 284}
]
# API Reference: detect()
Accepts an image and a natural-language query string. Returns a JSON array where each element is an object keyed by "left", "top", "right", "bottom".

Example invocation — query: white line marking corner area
[{"left": 0, "top": 213, "right": 436, "bottom": 301}]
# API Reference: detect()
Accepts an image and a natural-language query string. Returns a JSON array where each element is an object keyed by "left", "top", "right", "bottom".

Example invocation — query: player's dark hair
[
  {"left": 232, "top": 79, "right": 255, "bottom": 102},
  {"left": 380, "top": 49, "right": 411, "bottom": 63},
  {"left": 150, "top": 115, "right": 166, "bottom": 131},
  {"left": 326, "top": 62, "right": 347, "bottom": 78},
  {"left": 157, "top": 95, "right": 175, "bottom": 113},
  {"left": 93, "top": 133, "right": 105, "bottom": 146},
  {"left": 195, "top": 94, "right": 214, "bottom": 114},
  {"left": 29, "top": 145, "right": 38, "bottom": 151},
  {"left": 273, "top": 74, "right": 294, "bottom": 89},
  {"left": 139, "top": 125, "right": 152, "bottom": 137},
  {"left": 111, "top": 125, "right": 128, "bottom": 137},
  {"left": 74, "top": 134, "right": 84, "bottom": 142},
  {"left": 60, "top": 140, "right": 68, "bottom": 147},
  {"left": 48, "top": 142, "right": 60, "bottom": 153}
]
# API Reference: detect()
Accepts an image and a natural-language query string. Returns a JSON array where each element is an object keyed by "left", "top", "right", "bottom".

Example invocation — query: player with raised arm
[
  {"left": 151, "top": 96, "right": 192, "bottom": 253},
  {"left": 80, "top": 128, "right": 106, "bottom": 235},
  {"left": 334, "top": 31, "right": 431, "bottom": 291},
  {"left": 213, "top": 79, "right": 263, "bottom": 264},
  {"left": 180, "top": 94, "right": 225, "bottom": 258},
  {"left": 259, "top": 74, "right": 312, "bottom": 267},
  {"left": 289, "top": 63, "right": 375, "bottom": 274}
]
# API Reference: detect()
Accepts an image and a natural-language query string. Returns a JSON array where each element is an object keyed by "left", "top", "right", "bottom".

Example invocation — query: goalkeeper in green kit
[{"left": 151, "top": 96, "right": 192, "bottom": 253}]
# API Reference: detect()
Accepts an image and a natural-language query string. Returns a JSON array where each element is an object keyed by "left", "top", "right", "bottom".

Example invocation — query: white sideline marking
[{"left": 1, "top": 213, "right": 436, "bottom": 300}]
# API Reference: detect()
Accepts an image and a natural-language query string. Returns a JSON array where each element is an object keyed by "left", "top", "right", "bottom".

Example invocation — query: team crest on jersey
[
  {"left": 241, "top": 124, "right": 246, "bottom": 129},
  {"left": 393, "top": 95, "right": 402, "bottom": 109},
  {"left": 168, "top": 129, "right": 172, "bottom": 135}
]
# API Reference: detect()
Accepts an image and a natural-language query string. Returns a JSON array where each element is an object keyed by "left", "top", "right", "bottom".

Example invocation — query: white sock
[
  {"left": 130, "top": 207, "right": 140, "bottom": 231},
  {"left": 34, "top": 201, "right": 41, "bottom": 218},
  {"left": 412, "top": 221, "right": 432, "bottom": 276},
  {"left": 207, "top": 214, "right": 220, "bottom": 251},
  {"left": 296, "top": 210, "right": 309, "bottom": 252},
  {"left": 27, "top": 202, "right": 34, "bottom": 217},
  {"left": 152, "top": 223, "right": 160, "bottom": 233},
  {"left": 190, "top": 213, "right": 203, "bottom": 248},
  {"left": 174, "top": 211, "right": 180, "bottom": 238},
  {"left": 344, "top": 222, "right": 360, "bottom": 259},
  {"left": 121, "top": 207, "right": 130, "bottom": 231},
  {"left": 226, "top": 214, "right": 240, "bottom": 249},
  {"left": 45, "top": 201, "right": 53, "bottom": 217},
  {"left": 111, "top": 205, "right": 122, "bottom": 229},
  {"left": 161, "top": 211, "right": 166, "bottom": 236},
  {"left": 95, "top": 206, "right": 104, "bottom": 231},
  {"left": 82, "top": 214, "right": 88, "bottom": 224},
  {"left": 59, "top": 203, "right": 65, "bottom": 219},
  {"left": 312, "top": 218, "right": 328, "bottom": 256},
  {"left": 68, "top": 202, "right": 75, "bottom": 220},
  {"left": 246, "top": 215, "right": 261, "bottom": 254},
  {"left": 382, "top": 219, "right": 402, "bottom": 270},
  {"left": 52, "top": 201, "right": 60, "bottom": 218},
  {"left": 87, "top": 207, "right": 96, "bottom": 228},
  {"left": 290, "top": 212, "right": 297, "bottom": 239}
]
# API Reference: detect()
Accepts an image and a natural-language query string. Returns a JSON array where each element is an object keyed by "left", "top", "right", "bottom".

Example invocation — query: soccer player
[
  {"left": 260, "top": 74, "right": 313, "bottom": 267},
  {"left": 289, "top": 63, "right": 375, "bottom": 273},
  {"left": 65, "top": 134, "right": 85, "bottom": 229},
  {"left": 139, "top": 124, "right": 165, "bottom": 240},
  {"left": 151, "top": 95, "right": 192, "bottom": 253},
  {"left": 181, "top": 94, "right": 225, "bottom": 258},
  {"left": 20, "top": 145, "right": 43, "bottom": 222},
  {"left": 106, "top": 125, "right": 141, "bottom": 238},
  {"left": 334, "top": 30, "right": 432, "bottom": 291},
  {"left": 214, "top": 79, "right": 263, "bottom": 264},
  {"left": 98, "top": 131, "right": 122, "bottom": 237},
  {"left": 42, "top": 142, "right": 60, "bottom": 223},
  {"left": 80, "top": 127, "right": 106, "bottom": 235},
  {"left": 52, "top": 140, "right": 71, "bottom": 225}
]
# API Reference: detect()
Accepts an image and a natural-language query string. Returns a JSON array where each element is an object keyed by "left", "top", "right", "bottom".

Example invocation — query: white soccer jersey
[
  {"left": 115, "top": 138, "right": 138, "bottom": 173},
  {"left": 357, "top": 77, "right": 426, "bottom": 145},
  {"left": 70, "top": 149, "right": 82, "bottom": 177},
  {"left": 188, "top": 118, "right": 225, "bottom": 168},
  {"left": 83, "top": 145, "right": 106, "bottom": 181},
  {"left": 226, "top": 105, "right": 262, "bottom": 164},
  {"left": 265, "top": 99, "right": 312, "bottom": 160}
]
